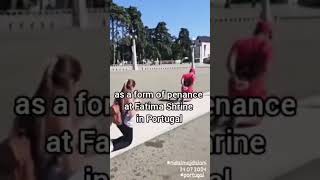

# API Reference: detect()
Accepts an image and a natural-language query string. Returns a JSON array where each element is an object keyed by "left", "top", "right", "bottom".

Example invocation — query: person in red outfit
[
  {"left": 179, "top": 63, "right": 196, "bottom": 103},
  {"left": 181, "top": 66, "right": 196, "bottom": 93},
  {"left": 225, "top": 20, "right": 273, "bottom": 128}
]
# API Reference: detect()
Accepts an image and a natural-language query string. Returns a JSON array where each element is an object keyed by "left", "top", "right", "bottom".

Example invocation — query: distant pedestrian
[
  {"left": 179, "top": 63, "right": 196, "bottom": 103},
  {"left": 181, "top": 63, "right": 196, "bottom": 94}
]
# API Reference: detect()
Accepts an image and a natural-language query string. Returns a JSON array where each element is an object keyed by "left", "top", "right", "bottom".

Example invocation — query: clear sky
[{"left": 113, "top": 0, "right": 210, "bottom": 39}]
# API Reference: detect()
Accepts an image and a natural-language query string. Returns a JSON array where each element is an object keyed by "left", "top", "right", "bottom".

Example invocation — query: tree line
[{"left": 110, "top": 2, "right": 193, "bottom": 65}]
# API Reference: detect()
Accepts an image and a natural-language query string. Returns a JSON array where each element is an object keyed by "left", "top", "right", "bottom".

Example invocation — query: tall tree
[
  {"left": 126, "top": 6, "right": 146, "bottom": 63},
  {"left": 172, "top": 28, "right": 192, "bottom": 60},
  {"left": 178, "top": 28, "right": 192, "bottom": 59},
  {"left": 153, "top": 22, "right": 173, "bottom": 60},
  {"left": 110, "top": 2, "right": 118, "bottom": 64},
  {"left": 144, "top": 26, "right": 160, "bottom": 61},
  {"left": 110, "top": 2, "right": 130, "bottom": 64}
]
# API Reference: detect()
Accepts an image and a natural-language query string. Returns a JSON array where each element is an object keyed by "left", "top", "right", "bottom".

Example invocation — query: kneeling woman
[{"left": 111, "top": 79, "right": 138, "bottom": 152}]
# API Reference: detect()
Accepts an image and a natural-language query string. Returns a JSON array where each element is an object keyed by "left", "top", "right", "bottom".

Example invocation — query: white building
[{"left": 194, "top": 36, "right": 210, "bottom": 64}]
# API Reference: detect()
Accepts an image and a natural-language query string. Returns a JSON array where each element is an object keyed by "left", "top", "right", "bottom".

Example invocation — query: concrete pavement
[
  {"left": 110, "top": 92, "right": 210, "bottom": 158},
  {"left": 111, "top": 113, "right": 210, "bottom": 180}
]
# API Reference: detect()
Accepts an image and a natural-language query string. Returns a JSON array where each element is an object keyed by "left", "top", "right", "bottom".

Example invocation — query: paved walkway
[
  {"left": 69, "top": 113, "right": 211, "bottom": 180},
  {"left": 110, "top": 113, "right": 210, "bottom": 180},
  {"left": 110, "top": 92, "right": 210, "bottom": 158}
]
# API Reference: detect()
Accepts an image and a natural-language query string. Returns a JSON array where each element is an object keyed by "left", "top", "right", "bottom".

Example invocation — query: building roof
[{"left": 197, "top": 36, "right": 210, "bottom": 43}]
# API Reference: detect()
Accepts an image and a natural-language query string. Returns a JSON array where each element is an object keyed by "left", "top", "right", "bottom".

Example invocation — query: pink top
[
  {"left": 229, "top": 36, "right": 273, "bottom": 98},
  {"left": 181, "top": 68, "right": 196, "bottom": 93}
]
